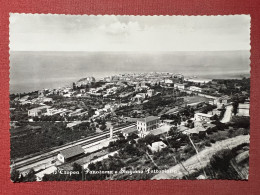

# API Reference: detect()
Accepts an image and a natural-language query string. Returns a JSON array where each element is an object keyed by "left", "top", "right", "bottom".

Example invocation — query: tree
[
  {"left": 123, "top": 143, "right": 140, "bottom": 156},
  {"left": 11, "top": 168, "right": 20, "bottom": 182},
  {"left": 71, "top": 163, "right": 83, "bottom": 181},
  {"left": 23, "top": 169, "right": 36, "bottom": 182},
  {"left": 230, "top": 116, "right": 250, "bottom": 129},
  {"left": 211, "top": 114, "right": 219, "bottom": 121},
  {"left": 100, "top": 124, "right": 106, "bottom": 130},
  {"left": 169, "top": 126, "right": 182, "bottom": 140},
  {"left": 88, "top": 163, "right": 96, "bottom": 170},
  {"left": 73, "top": 82, "right": 76, "bottom": 90},
  {"left": 186, "top": 120, "right": 194, "bottom": 128},
  {"left": 208, "top": 149, "right": 240, "bottom": 179},
  {"left": 210, "top": 149, "right": 233, "bottom": 171},
  {"left": 127, "top": 133, "right": 139, "bottom": 140},
  {"left": 233, "top": 101, "right": 239, "bottom": 116},
  {"left": 143, "top": 134, "right": 160, "bottom": 145},
  {"left": 118, "top": 133, "right": 125, "bottom": 140}
]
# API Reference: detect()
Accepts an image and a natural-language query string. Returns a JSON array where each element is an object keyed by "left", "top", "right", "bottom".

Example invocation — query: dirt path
[
  {"left": 152, "top": 134, "right": 250, "bottom": 180},
  {"left": 221, "top": 105, "right": 233, "bottom": 123}
]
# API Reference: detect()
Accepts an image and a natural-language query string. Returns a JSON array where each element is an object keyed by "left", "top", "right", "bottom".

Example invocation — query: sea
[{"left": 9, "top": 50, "right": 250, "bottom": 94}]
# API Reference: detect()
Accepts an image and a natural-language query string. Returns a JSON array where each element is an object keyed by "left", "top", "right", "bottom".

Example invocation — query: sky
[{"left": 9, "top": 14, "right": 251, "bottom": 52}]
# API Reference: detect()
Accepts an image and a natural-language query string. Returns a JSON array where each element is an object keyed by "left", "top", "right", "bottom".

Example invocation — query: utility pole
[
  {"left": 188, "top": 135, "right": 207, "bottom": 178},
  {"left": 110, "top": 127, "right": 113, "bottom": 139}
]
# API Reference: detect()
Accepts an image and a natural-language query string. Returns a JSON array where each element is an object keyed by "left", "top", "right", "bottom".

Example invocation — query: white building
[
  {"left": 57, "top": 145, "right": 85, "bottom": 163},
  {"left": 104, "top": 104, "right": 117, "bottom": 112},
  {"left": 68, "top": 109, "right": 82, "bottom": 117},
  {"left": 35, "top": 166, "right": 57, "bottom": 181},
  {"left": 194, "top": 113, "right": 213, "bottom": 122},
  {"left": 28, "top": 105, "right": 51, "bottom": 117},
  {"left": 174, "top": 83, "right": 186, "bottom": 90},
  {"left": 37, "top": 97, "right": 53, "bottom": 103},
  {"left": 63, "top": 87, "right": 73, "bottom": 93},
  {"left": 95, "top": 109, "right": 105, "bottom": 116},
  {"left": 66, "top": 121, "right": 83, "bottom": 128},
  {"left": 80, "top": 89, "right": 86, "bottom": 93},
  {"left": 19, "top": 95, "right": 30, "bottom": 102},
  {"left": 63, "top": 93, "right": 72, "bottom": 97},
  {"left": 133, "top": 94, "right": 145, "bottom": 104},
  {"left": 137, "top": 116, "right": 160, "bottom": 137},
  {"left": 148, "top": 141, "right": 167, "bottom": 153},
  {"left": 147, "top": 89, "right": 155, "bottom": 97},
  {"left": 213, "top": 95, "right": 232, "bottom": 108},
  {"left": 189, "top": 86, "right": 202, "bottom": 92},
  {"left": 165, "top": 79, "right": 174, "bottom": 85},
  {"left": 237, "top": 103, "right": 250, "bottom": 116},
  {"left": 89, "top": 88, "right": 98, "bottom": 94},
  {"left": 76, "top": 77, "right": 95, "bottom": 86},
  {"left": 45, "top": 108, "right": 66, "bottom": 116}
]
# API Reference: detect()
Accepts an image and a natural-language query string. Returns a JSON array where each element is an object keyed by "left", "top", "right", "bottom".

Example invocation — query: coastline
[{"left": 10, "top": 73, "right": 250, "bottom": 95}]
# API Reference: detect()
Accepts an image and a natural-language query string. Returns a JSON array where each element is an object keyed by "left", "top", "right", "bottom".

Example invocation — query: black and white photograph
[{"left": 9, "top": 14, "right": 250, "bottom": 182}]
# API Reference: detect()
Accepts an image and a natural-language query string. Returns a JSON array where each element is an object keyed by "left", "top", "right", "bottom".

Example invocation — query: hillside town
[{"left": 10, "top": 72, "right": 250, "bottom": 181}]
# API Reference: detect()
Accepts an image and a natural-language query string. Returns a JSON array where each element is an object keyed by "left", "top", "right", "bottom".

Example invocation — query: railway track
[{"left": 12, "top": 124, "right": 135, "bottom": 170}]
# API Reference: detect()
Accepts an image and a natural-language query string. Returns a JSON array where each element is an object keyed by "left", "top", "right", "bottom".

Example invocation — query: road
[
  {"left": 152, "top": 134, "right": 250, "bottom": 180},
  {"left": 221, "top": 105, "right": 233, "bottom": 123},
  {"left": 12, "top": 124, "right": 135, "bottom": 172}
]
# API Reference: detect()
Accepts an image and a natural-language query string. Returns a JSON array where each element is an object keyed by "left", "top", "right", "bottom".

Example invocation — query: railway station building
[
  {"left": 137, "top": 116, "right": 160, "bottom": 137},
  {"left": 57, "top": 145, "right": 85, "bottom": 163}
]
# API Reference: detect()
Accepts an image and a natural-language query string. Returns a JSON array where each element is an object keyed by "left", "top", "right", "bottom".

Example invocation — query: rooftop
[
  {"left": 190, "top": 86, "right": 202, "bottom": 89},
  {"left": 163, "top": 119, "right": 174, "bottom": 123},
  {"left": 219, "top": 95, "right": 231, "bottom": 100},
  {"left": 178, "top": 125, "right": 189, "bottom": 132},
  {"left": 66, "top": 121, "right": 83, "bottom": 128},
  {"left": 137, "top": 116, "right": 159, "bottom": 123},
  {"left": 60, "top": 145, "right": 85, "bottom": 159},
  {"left": 238, "top": 103, "right": 250, "bottom": 109},
  {"left": 150, "top": 141, "right": 167, "bottom": 148},
  {"left": 149, "top": 125, "right": 170, "bottom": 136},
  {"left": 203, "top": 123, "right": 216, "bottom": 129},
  {"left": 195, "top": 113, "right": 213, "bottom": 118},
  {"left": 175, "top": 83, "right": 185, "bottom": 86},
  {"left": 35, "top": 166, "right": 57, "bottom": 180},
  {"left": 28, "top": 105, "right": 51, "bottom": 112},
  {"left": 121, "top": 127, "right": 138, "bottom": 134}
]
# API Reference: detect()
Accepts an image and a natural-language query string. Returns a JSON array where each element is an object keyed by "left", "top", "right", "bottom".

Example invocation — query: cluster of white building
[
  {"left": 17, "top": 94, "right": 53, "bottom": 105},
  {"left": 28, "top": 106, "right": 73, "bottom": 119},
  {"left": 101, "top": 72, "right": 184, "bottom": 88},
  {"left": 93, "top": 103, "right": 129, "bottom": 118},
  {"left": 86, "top": 82, "right": 127, "bottom": 97},
  {"left": 75, "top": 76, "right": 96, "bottom": 87},
  {"left": 213, "top": 95, "right": 232, "bottom": 108},
  {"left": 132, "top": 88, "right": 156, "bottom": 104}
]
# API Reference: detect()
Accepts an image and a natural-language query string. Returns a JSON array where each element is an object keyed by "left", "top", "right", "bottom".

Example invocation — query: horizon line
[{"left": 9, "top": 49, "right": 250, "bottom": 53}]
